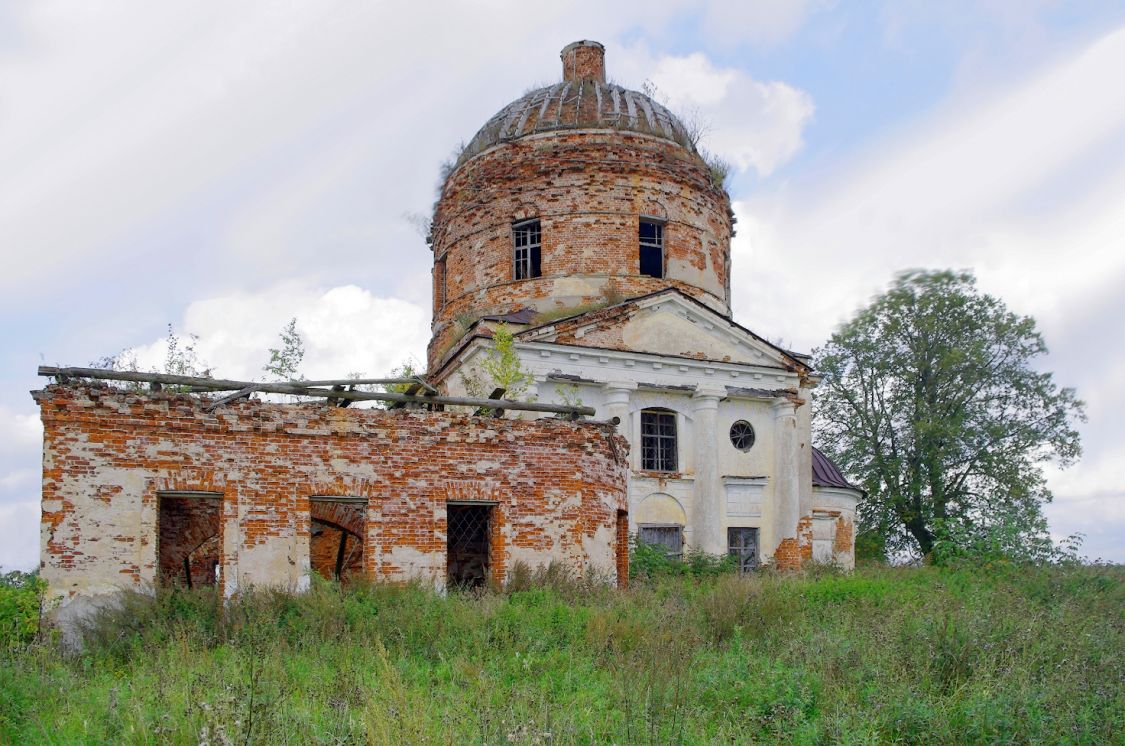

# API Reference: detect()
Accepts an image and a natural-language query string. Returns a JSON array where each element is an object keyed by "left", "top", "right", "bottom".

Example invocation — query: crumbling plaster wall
[
  {"left": 428, "top": 130, "right": 732, "bottom": 368},
  {"left": 35, "top": 384, "right": 628, "bottom": 613}
]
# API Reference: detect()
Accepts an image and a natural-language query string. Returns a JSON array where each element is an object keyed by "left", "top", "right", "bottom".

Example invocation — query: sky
[{"left": 2, "top": 0, "right": 1123, "bottom": 568}]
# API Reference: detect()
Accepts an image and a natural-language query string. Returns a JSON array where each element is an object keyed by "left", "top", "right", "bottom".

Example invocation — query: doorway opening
[
  {"left": 447, "top": 503, "right": 493, "bottom": 589},
  {"left": 310, "top": 497, "right": 366, "bottom": 582},
  {"left": 157, "top": 491, "right": 222, "bottom": 588}
]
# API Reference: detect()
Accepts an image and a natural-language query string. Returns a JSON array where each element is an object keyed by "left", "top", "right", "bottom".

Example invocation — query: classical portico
[{"left": 432, "top": 289, "right": 859, "bottom": 568}]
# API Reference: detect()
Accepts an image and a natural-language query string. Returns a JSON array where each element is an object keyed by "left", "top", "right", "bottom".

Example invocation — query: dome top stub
[{"left": 454, "top": 41, "right": 695, "bottom": 170}]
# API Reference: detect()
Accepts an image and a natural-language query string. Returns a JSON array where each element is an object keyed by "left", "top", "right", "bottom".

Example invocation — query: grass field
[{"left": 1, "top": 562, "right": 1122, "bottom": 744}]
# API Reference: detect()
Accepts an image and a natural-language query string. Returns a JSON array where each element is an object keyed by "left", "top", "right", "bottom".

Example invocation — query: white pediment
[{"left": 520, "top": 291, "right": 802, "bottom": 371}]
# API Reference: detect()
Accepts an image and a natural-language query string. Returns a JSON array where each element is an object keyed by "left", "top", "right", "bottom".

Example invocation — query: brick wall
[
  {"left": 35, "top": 384, "right": 629, "bottom": 606},
  {"left": 428, "top": 130, "right": 732, "bottom": 368}
]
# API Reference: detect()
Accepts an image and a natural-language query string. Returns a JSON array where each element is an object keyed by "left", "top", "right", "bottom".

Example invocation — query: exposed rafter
[{"left": 38, "top": 366, "right": 595, "bottom": 418}]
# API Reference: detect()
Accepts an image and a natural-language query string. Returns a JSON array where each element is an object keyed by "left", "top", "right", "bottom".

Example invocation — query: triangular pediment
[{"left": 517, "top": 289, "right": 806, "bottom": 371}]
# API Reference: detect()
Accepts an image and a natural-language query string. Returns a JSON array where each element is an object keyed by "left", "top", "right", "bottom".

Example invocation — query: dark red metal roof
[{"left": 811, "top": 447, "right": 861, "bottom": 492}]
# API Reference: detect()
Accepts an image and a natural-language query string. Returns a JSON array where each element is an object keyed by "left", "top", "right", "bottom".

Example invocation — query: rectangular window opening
[
  {"left": 447, "top": 504, "right": 493, "bottom": 589},
  {"left": 638, "top": 524, "right": 683, "bottom": 558},
  {"left": 310, "top": 498, "right": 366, "bottom": 583},
  {"left": 728, "top": 527, "right": 760, "bottom": 573},
  {"left": 639, "top": 219, "right": 664, "bottom": 278},
  {"left": 436, "top": 257, "right": 447, "bottom": 309},
  {"left": 513, "top": 219, "right": 542, "bottom": 280},
  {"left": 640, "top": 409, "right": 678, "bottom": 472},
  {"left": 157, "top": 492, "right": 222, "bottom": 589}
]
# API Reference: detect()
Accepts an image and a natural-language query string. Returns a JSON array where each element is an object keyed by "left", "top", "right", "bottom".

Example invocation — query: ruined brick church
[{"left": 36, "top": 41, "right": 859, "bottom": 618}]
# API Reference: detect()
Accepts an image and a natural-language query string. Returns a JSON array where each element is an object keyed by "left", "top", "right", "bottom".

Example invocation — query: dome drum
[{"left": 427, "top": 43, "right": 734, "bottom": 371}]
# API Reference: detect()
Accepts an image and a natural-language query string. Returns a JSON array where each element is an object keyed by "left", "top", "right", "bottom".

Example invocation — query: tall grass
[{"left": 1, "top": 564, "right": 1121, "bottom": 744}]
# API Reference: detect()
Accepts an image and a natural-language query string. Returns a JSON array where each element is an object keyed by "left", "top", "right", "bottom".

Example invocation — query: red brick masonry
[{"left": 35, "top": 384, "right": 629, "bottom": 601}]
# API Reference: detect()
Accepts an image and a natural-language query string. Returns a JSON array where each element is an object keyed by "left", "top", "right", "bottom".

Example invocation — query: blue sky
[{"left": 2, "top": 1, "right": 1124, "bottom": 567}]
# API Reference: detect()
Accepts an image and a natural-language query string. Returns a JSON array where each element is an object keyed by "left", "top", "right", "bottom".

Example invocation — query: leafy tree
[
  {"left": 381, "top": 359, "right": 420, "bottom": 395},
  {"left": 814, "top": 270, "right": 1085, "bottom": 560},
  {"left": 481, "top": 324, "right": 532, "bottom": 399},
  {"left": 263, "top": 318, "right": 305, "bottom": 382},
  {"left": 460, "top": 323, "right": 533, "bottom": 402}
]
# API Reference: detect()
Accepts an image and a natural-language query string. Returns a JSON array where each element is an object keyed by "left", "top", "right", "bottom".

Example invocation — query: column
[
  {"left": 692, "top": 384, "right": 726, "bottom": 555},
  {"left": 602, "top": 381, "right": 636, "bottom": 434},
  {"left": 770, "top": 397, "right": 801, "bottom": 569}
]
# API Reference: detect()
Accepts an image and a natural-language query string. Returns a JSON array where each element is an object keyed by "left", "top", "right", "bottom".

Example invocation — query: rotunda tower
[{"left": 428, "top": 41, "right": 733, "bottom": 370}]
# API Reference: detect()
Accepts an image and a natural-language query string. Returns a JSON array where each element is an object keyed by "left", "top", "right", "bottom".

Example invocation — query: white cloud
[
  {"left": 0, "top": 501, "right": 39, "bottom": 572},
  {"left": 130, "top": 282, "right": 430, "bottom": 382},
  {"left": 0, "top": 2, "right": 691, "bottom": 299},
  {"left": 730, "top": 25, "right": 1125, "bottom": 561},
  {"left": 732, "top": 25, "right": 1125, "bottom": 349},
  {"left": 0, "top": 408, "right": 41, "bottom": 573},
  {"left": 616, "top": 47, "right": 815, "bottom": 176},
  {"left": 0, "top": 407, "right": 42, "bottom": 449},
  {"left": 700, "top": 0, "right": 830, "bottom": 49}
]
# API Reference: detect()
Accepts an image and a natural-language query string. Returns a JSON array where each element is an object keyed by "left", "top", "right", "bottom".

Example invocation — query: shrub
[
  {"left": 0, "top": 571, "right": 43, "bottom": 649},
  {"left": 629, "top": 538, "right": 736, "bottom": 580},
  {"left": 854, "top": 529, "right": 888, "bottom": 563}
]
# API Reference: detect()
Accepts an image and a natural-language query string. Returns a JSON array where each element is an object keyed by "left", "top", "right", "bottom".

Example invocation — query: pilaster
[
  {"left": 771, "top": 397, "right": 801, "bottom": 569},
  {"left": 691, "top": 384, "right": 726, "bottom": 555}
]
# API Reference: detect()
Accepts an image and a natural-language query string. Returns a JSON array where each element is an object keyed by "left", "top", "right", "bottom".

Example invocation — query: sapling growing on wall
[
  {"left": 263, "top": 317, "right": 305, "bottom": 382},
  {"left": 460, "top": 323, "right": 534, "bottom": 406},
  {"left": 89, "top": 324, "right": 210, "bottom": 391}
]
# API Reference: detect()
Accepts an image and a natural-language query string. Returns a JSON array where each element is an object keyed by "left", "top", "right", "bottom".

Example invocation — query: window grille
[
  {"left": 513, "top": 219, "right": 542, "bottom": 280},
  {"left": 447, "top": 505, "right": 492, "bottom": 588},
  {"left": 639, "top": 220, "right": 664, "bottom": 278},
  {"left": 640, "top": 409, "right": 677, "bottom": 472},
  {"left": 729, "top": 420, "right": 756, "bottom": 451},
  {"left": 728, "top": 527, "right": 760, "bottom": 572}
]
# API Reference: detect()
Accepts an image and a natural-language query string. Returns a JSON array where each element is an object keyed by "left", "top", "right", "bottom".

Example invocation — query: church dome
[
  {"left": 457, "top": 41, "right": 695, "bottom": 168},
  {"left": 427, "top": 40, "right": 732, "bottom": 371}
]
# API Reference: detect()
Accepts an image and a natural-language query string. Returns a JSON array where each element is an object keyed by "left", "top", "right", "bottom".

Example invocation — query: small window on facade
[
  {"left": 639, "top": 219, "right": 664, "bottom": 278},
  {"left": 640, "top": 408, "right": 677, "bottom": 472},
  {"left": 639, "top": 524, "right": 683, "bottom": 558},
  {"left": 513, "top": 219, "right": 542, "bottom": 280},
  {"left": 730, "top": 420, "right": 755, "bottom": 451},
  {"left": 728, "top": 527, "right": 759, "bottom": 573}
]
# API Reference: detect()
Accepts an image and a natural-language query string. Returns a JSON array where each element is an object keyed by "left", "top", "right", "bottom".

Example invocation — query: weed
[{"left": 0, "top": 564, "right": 1120, "bottom": 744}]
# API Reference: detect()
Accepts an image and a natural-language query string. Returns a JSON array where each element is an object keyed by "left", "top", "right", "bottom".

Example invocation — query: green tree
[
  {"left": 382, "top": 359, "right": 420, "bottom": 395},
  {"left": 814, "top": 270, "right": 1084, "bottom": 559},
  {"left": 478, "top": 323, "right": 533, "bottom": 400},
  {"left": 263, "top": 317, "right": 305, "bottom": 381},
  {"left": 460, "top": 323, "right": 533, "bottom": 402}
]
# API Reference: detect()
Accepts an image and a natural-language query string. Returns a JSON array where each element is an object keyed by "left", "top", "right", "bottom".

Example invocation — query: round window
[{"left": 729, "top": 420, "right": 756, "bottom": 451}]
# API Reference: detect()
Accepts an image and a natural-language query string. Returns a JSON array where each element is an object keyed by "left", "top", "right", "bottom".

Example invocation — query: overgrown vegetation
[
  {"left": 460, "top": 323, "right": 534, "bottom": 405},
  {"left": 815, "top": 269, "right": 1086, "bottom": 561},
  {"left": 2, "top": 563, "right": 1120, "bottom": 743},
  {"left": 88, "top": 324, "right": 212, "bottom": 391},
  {"left": 0, "top": 571, "right": 43, "bottom": 651},
  {"left": 262, "top": 317, "right": 305, "bottom": 382}
]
